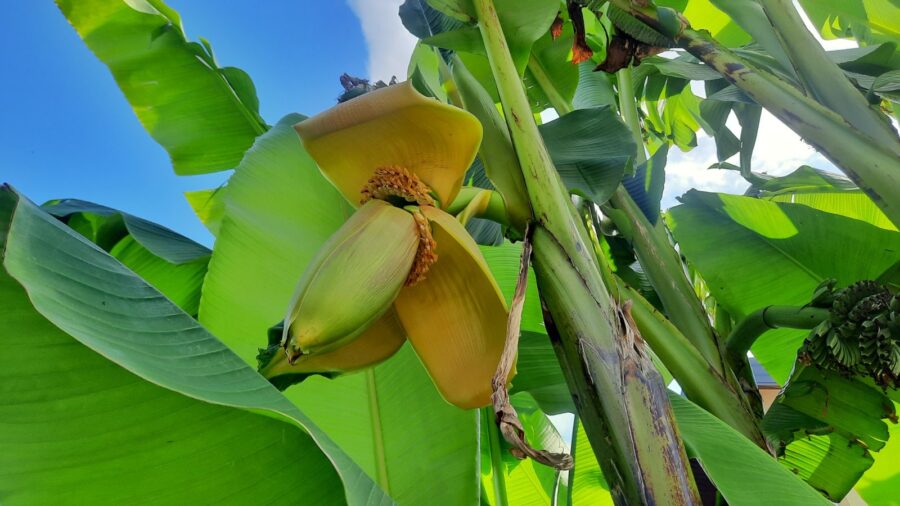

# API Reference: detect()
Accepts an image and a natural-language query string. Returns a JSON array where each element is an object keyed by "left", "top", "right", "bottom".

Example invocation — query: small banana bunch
[
  {"left": 257, "top": 82, "right": 513, "bottom": 409},
  {"left": 801, "top": 280, "right": 900, "bottom": 387}
]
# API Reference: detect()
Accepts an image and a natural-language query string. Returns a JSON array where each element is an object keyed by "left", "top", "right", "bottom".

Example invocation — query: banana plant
[{"left": 2, "top": 0, "right": 899, "bottom": 504}]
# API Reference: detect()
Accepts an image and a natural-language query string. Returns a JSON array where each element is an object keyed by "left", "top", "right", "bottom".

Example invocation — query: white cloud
[{"left": 345, "top": 0, "right": 418, "bottom": 82}]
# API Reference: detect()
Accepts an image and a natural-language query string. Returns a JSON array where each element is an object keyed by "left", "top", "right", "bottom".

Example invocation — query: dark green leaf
[
  {"left": 539, "top": 107, "right": 635, "bottom": 205},
  {"left": 622, "top": 144, "right": 669, "bottom": 222},
  {"left": 400, "top": 0, "right": 464, "bottom": 38}
]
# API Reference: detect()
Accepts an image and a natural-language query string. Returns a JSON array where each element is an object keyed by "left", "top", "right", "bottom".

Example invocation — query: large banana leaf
[
  {"left": 758, "top": 166, "right": 896, "bottom": 232},
  {"left": 57, "top": 0, "right": 267, "bottom": 174},
  {"left": 667, "top": 190, "right": 900, "bottom": 382},
  {"left": 197, "top": 115, "right": 479, "bottom": 505},
  {"left": 0, "top": 185, "right": 388, "bottom": 505},
  {"left": 670, "top": 393, "right": 829, "bottom": 505},
  {"left": 539, "top": 107, "right": 635, "bottom": 206},
  {"left": 41, "top": 199, "right": 210, "bottom": 315},
  {"left": 762, "top": 366, "right": 895, "bottom": 501}
]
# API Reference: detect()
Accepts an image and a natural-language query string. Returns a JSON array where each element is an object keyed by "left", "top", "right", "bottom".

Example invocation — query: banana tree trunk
[{"left": 473, "top": 0, "right": 700, "bottom": 503}]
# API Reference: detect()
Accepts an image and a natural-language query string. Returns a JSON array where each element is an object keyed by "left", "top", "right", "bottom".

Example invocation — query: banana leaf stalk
[
  {"left": 473, "top": 0, "right": 700, "bottom": 502},
  {"left": 757, "top": 0, "right": 900, "bottom": 148},
  {"left": 530, "top": 55, "right": 767, "bottom": 447},
  {"left": 607, "top": 0, "right": 900, "bottom": 230}
]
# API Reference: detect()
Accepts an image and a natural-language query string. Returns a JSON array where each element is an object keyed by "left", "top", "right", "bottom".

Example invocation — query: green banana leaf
[
  {"left": 798, "top": 0, "right": 900, "bottom": 43},
  {"left": 41, "top": 199, "right": 210, "bottom": 315},
  {"left": 762, "top": 366, "right": 896, "bottom": 501},
  {"left": 667, "top": 190, "right": 900, "bottom": 382},
  {"left": 656, "top": 0, "right": 752, "bottom": 47},
  {"left": 422, "top": 0, "right": 558, "bottom": 76},
  {"left": 670, "top": 393, "right": 830, "bottom": 505},
  {"left": 57, "top": 0, "right": 267, "bottom": 175},
  {"left": 525, "top": 25, "right": 580, "bottom": 112},
  {"left": 184, "top": 187, "right": 228, "bottom": 237},
  {"left": 480, "top": 393, "right": 566, "bottom": 506},
  {"left": 0, "top": 185, "right": 388, "bottom": 505},
  {"left": 856, "top": 422, "right": 900, "bottom": 505},
  {"left": 568, "top": 419, "right": 614, "bottom": 506},
  {"left": 757, "top": 166, "right": 896, "bottom": 231},
  {"left": 197, "top": 115, "right": 480, "bottom": 505},
  {"left": 539, "top": 107, "right": 635, "bottom": 205}
]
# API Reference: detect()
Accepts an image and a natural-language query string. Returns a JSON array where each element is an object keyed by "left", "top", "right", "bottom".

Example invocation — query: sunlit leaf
[
  {"left": 667, "top": 191, "right": 900, "bottom": 381},
  {"left": 56, "top": 0, "right": 267, "bottom": 174}
]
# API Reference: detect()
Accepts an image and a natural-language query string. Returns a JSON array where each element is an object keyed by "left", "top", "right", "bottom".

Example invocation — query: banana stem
[
  {"left": 582, "top": 200, "right": 767, "bottom": 446},
  {"left": 758, "top": 0, "right": 900, "bottom": 148},
  {"left": 725, "top": 305, "right": 829, "bottom": 368},
  {"left": 607, "top": 0, "right": 900, "bottom": 230},
  {"left": 607, "top": 66, "right": 725, "bottom": 370},
  {"left": 473, "top": 0, "right": 699, "bottom": 502},
  {"left": 527, "top": 55, "right": 573, "bottom": 115}
]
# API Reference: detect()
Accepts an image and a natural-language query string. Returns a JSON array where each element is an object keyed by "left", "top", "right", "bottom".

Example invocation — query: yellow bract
[
  {"left": 394, "top": 206, "right": 513, "bottom": 409},
  {"left": 294, "top": 82, "right": 483, "bottom": 208}
]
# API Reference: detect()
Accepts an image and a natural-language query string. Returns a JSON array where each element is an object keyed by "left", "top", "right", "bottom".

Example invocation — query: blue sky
[{"left": 2, "top": 2, "right": 374, "bottom": 246}]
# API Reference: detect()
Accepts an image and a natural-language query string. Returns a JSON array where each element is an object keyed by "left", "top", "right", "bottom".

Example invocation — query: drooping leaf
[
  {"left": 41, "top": 199, "right": 211, "bottom": 315},
  {"left": 670, "top": 393, "right": 830, "bottom": 505},
  {"left": 667, "top": 191, "right": 900, "bottom": 382},
  {"left": 762, "top": 366, "right": 896, "bottom": 501},
  {"left": 539, "top": 107, "right": 635, "bottom": 205},
  {"left": 56, "top": 0, "right": 267, "bottom": 175},
  {"left": 198, "top": 115, "right": 479, "bottom": 505},
  {"left": 798, "top": 0, "right": 900, "bottom": 43},
  {"left": 0, "top": 185, "right": 388, "bottom": 505}
]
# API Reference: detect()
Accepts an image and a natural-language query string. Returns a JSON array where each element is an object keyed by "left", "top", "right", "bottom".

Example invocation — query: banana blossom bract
[{"left": 261, "top": 82, "right": 513, "bottom": 409}]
